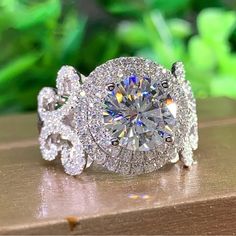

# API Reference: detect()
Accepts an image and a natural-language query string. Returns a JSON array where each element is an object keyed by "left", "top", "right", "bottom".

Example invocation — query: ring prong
[
  {"left": 111, "top": 138, "right": 119, "bottom": 146},
  {"left": 165, "top": 136, "right": 173, "bottom": 142},
  {"left": 161, "top": 80, "right": 169, "bottom": 88},
  {"left": 171, "top": 62, "right": 185, "bottom": 81},
  {"left": 106, "top": 83, "right": 115, "bottom": 91}
]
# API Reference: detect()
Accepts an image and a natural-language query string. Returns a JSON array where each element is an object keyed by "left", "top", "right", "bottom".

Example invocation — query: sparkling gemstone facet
[{"left": 103, "top": 75, "right": 177, "bottom": 151}]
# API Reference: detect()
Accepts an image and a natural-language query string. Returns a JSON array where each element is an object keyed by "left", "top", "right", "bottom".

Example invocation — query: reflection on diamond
[{"left": 103, "top": 75, "right": 176, "bottom": 151}]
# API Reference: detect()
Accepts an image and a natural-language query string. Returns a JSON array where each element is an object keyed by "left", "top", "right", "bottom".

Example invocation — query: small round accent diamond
[{"left": 103, "top": 75, "right": 177, "bottom": 151}]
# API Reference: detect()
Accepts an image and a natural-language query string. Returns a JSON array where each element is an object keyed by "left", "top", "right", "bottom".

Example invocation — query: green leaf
[
  {"left": 142, "top": 11, "right": 182, "bottom": 65},
  {"left": 14, "top": 0, "right": 61, "bottom": 29},
  {"left": 136, "top": 47, "right": 157, "bottom": 61},
  {"left": 99, "top": 0, "right": 190, "bottom": 15},
  {"left": 60, "top": 12, "right": 87, "bottom": 62},
  {"left": 0, "top": 0, "right": 61, "bottom": 30},
  {"left": 218, "top": 54, "right": 236, "bottom": 76},
  {"left": 103, "top": 1, "right": 146, "bottom": 15},
  {"left": 197, "top": 8, "right": 236, "bottom": 42},
  {"left": 211, "top": 75, "right": 236, "bottom": 98},
  {"left": 0, "top": 53, "right": 40, "bottom": 84},
  {"left": 101, "top": 37, "right": 120, "bottom": 61},
  {"left": 143, "top": 10, "right": 173, "bottom": 48},
  {"left": 117, "top": 21, "right": 149, "bottom": 47},
  {"left": 145, "top": 0, "right": 191, "bottom": 14},
  {"left": 168, "top": 18, "right": 191, "bottom": 38},
  {"left": 0, "top": 0, "right": 20, "bottom": 11},
  {"left": 188, "top": 36, "right": 216, "bottom": 71}
]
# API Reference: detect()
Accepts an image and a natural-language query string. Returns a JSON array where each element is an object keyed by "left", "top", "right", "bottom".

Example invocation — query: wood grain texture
[{"left": 0, "top": 98, "right": 236, "bottom": 235}]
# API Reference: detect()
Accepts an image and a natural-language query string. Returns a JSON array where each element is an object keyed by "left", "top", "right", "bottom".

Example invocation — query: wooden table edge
[{"left": 1, "top": 194, "right": 236, "bottom": 235}]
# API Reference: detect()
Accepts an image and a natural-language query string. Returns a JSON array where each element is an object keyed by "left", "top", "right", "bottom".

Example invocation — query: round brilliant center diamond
[{"left": 103, "top": 75, "right": 177, "bottom": 151}]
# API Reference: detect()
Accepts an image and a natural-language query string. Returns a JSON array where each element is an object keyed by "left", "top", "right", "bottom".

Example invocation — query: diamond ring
[{"left": 38, "top": 57, "right": 198, "bottom": 176}]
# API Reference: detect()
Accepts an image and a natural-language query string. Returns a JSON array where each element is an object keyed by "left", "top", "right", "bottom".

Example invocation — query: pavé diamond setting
[{"left": 38, "top": 57, "right": 198, "bottom": 176}]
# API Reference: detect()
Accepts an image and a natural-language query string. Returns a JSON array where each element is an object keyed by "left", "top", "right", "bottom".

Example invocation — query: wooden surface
[{"left": 0, "top": 98, "right": 236, "bottom": 235}]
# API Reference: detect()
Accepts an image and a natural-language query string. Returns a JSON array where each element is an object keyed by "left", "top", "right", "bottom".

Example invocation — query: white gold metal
[{"left": 37, "top": 57, "right": 198, "bottom": 176}]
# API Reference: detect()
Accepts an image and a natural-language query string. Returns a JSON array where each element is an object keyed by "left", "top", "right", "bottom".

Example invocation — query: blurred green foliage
[{"left": 0, "top": 0, "right": 236, "bottom": 113}]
